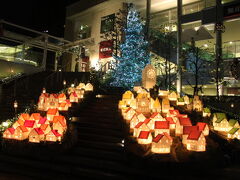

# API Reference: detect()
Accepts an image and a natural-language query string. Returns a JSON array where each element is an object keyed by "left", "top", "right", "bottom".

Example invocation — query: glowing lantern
[
  {"left": 150, "top": 112, "right": 164, "bottom": 121},
  {"left": 45, "top": 130, "right": 62, "bottom": 142},
  {"left": 13, "top": 125, "right": 29, "bottom": 140},
  {"left": 46, "top": 109, "right": 59, "bottom": 122},
  {"left": 161, "top": 98, "right": 170, "bottom": 113},
  {"left": 227, "top": 128, "right": 240, "bottom": 139},
  {"left": 136, "top": 93, "right": 150, "bottom": 114},
  {"left": 124, "top": 107, "right": 136, "bottom": 121},
  {"left": 118, "top": 100, "right": 125, "bottom": 109},
  {"left": 183, "top": 95, "right": 190, "bottom": 105},
  {"left": 70, "top": 92, "right": 79, "bottom": 103},
  {"left": 176, "top": 97, "right": 185, "bottom": 106},
  {"left": 133, "top": 122, "right": 150, "bottom": 137},
  {"left": 137, "top": 131, "right": 152, "bottom": 144},
  {"left": 168, "top": 91, "right": 178, "bottom": 101},
  {"left": 175, "top": 117, "right": 192, "bottom": 136},
  {"left": 29, "top": 128, "right": 45, "bottom": 143},
  {"left": 40, "top": 124, "right": 51, "bottom": 134},
  {"left": 197, "top": 122, "right": 209, "bottom": 136},
  {"left": 38, "top": 93, "right": 49, "bottom": 111},
  {"left": 122, "top": 91, "right": 134, "bottom": 106},
  {"left": 37, "top": 117, "right": 49, "bottom": 127},
  {"left": 129, "top": 99, "right": 137, "bottom": 109},
  {"left": 12, "top": 119, "right": 24, "bottom": 129},
  {"left": 151, "top": 133, "right": 173, "bottom": 154},
  {"left": 193, "top": 96, "right": 203, "bottom": 112},
  {"left": 186, "top": 130, "right": 206, "bottom": 152},
  {"left": 58, "top": 93, "right": 66, "bottom": 103},
  {"left": 53, "top": 116, "right": 67, "bottom": 134},
  {"left": 58, "top": 102, "right": 69, "bottom": 111},
  {"left": 24, "top": 120, "right": 36, "bottom": 130},
  {"left": 165, "top": 117, "right": 176, "bottom": 130},
  {"left": 182, "top": 126, "right": 199, "bottom": 145},
  {"left": 202, "top": 107, "right": 211, "bottom": 117},
  {"left": 151, "top": 98, "right": 161, "bottom": 112},
  {"left": 158, "top": 90, "right": 169, "bottom": 97},
  {"left": 30, "top": 113, "right": 41, "bottom": 121},
  {"left": 77, "top": 83, "right": 86, "bottom": 90},
  {"left": 75, "top": 89, "right": 84, "bottom": 99},
  {"left": 154, "top": 121, "right": 170, "bottom": 136},
  {"left": 212, "top": 113, "right": 229, "bottom": 132},
  {"left": 68, "top": 87, "right": 75, "bottom": 94},
  {"left": 85, "top": 83, "right": 93, "bottom": 91},
  {"left": 130, "top": 113, "right": 145, "bottom": 129},
  {"left": 3, "top": 128, "right": 15, "bottom": 139},
  {"left": 65, "top": 99, "right": 72, "bottom": 107},
  {"left": 18, "top": 113, "right": 30, "bottom": 121}
]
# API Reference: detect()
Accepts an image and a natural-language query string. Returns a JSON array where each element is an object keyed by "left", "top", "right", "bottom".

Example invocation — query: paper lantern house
[
  {"left": 193, "top": 96, "right": 203, "bottom": 112},
  {"left": 3, "top": 128, "right": 15, "bottom": 139},
  {"left": 77, "top": 83, "right": 86, "bottom": 90},
  {"left": 18, "top": 113, "right": 30, "bottom": 121},
  {"left": 137, "top": 131, "right": 152, "bottom": 144},
  {"left": 203, "top": 107, "right": 211, "bottom": 117},
  {"left": 162, "top": 98, "right": 170, "bottom": 113},
  {"left": 29, "top": 128, "right": 45, "bottom": 143},
  {"left": 58, "top": 93, "right": 66, "bottom": 103},
  {"left": 186, "top": 130, "right": 206, "bottom": 152},
  {"left": 13, "top": 125, "right": 29, "bottom": 140},
  {"left": 124, "top": 107, "right": 136, "bottom": 121},
  {"left": 122, "top": 91, "right": 134, "bottom": 106},
  {"left": 45, "top": 130, "right": 62, "bottom": 142},
  {"left": 129, "top": 99, "right": 137, "bottom": 109},
  {"left": 65, "top": 99, "right": 72, "bottom": 107},
  {"left": 175, "top": 117, "right": 192, "bottom": 136},
  {"left": 47, "top": 94, "right": 59, "bottom": 109},
  {"left": 176, "top": 97, "right": 185, "bottom": 106},
  {"left": 228, "top": 119, "right": 240, "bottom": 129},
  {"left": 58, "top": 102, "right": 69, "bottom": 111},
  {"left": 182, "top": 126, "right": 199, "bottom": 145},
  {"left": 151, "top": 133, "right": 173, "bottom": 154},
  {"left": 38, "top": 93, "right": 49, "bottom": 110},
  {"left": 37, "top": 117, "right": 49, "bottom": 127},
  {"left": 183, "top": 95, "right": 190, "bottom": 105},
  {"left": 154, "top": 121, "right": 170, "bottom": 136},
  {"left": 53, "top": 116, "right": 67, "bottom": 134},
  {"left": 158, "top": 90, "right": 169, "bottom": 97},
  {"left": 24, "top": 120, "right": 37, "bottom": 130},
  {"left": 165, "top": 117, "right": 176, "bottom": 130},
  {"left": 46, "top": 108, "right": 59, "bottom": 122},
  {"left": 12, "top": 119, "right": 24, "bottom": 129},
  {"left": 168, "top": 91, "right": 178, "bottom": 101},
  {"left": 197, "top": 122, "right": 209, "bottom": 136},
  {"left": 40, "top": 124, "right": 51, "bottom": 134},
  {"left": 227, "top": 128, "right": 240, "bottom": 139},
  {"left": 150, "top": 112, "right": 164, "bottom": 121},
  {"left": 130, "top": 113, "right": 145, "bottom": 129},
  {"left": 213, "top": 113, "right": 229, "bottom": 132},
  {"left": 30, "top": 113, "right": 41, "bottom": 121},
  {"left": 133, "top": 122, "right": 150, "bottom": 137},
  {"left": 118, "top": 100, "right": 125, "bottom": 109},
  {"left": 75, "top": 89, "right": 84, "bottom": 99},
  {"left": 68, "top": 87, "right": 75, "bottom": 94},
  {"left": 70, "top": 92, "right": 79, "bottom": 103},
  {"left": 151, "top": 98, "right": 161, "bottom": 112},
  {"left": 136, "top": 93, "right": 150, "bottom": 114},
  {"left": 85, "top": 83, "right": 93, "bottom": 91}
]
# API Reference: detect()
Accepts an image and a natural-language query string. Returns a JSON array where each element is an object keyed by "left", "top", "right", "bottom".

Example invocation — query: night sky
[{"left": 0, "top": 0, "right": 80, "bottom": 37}]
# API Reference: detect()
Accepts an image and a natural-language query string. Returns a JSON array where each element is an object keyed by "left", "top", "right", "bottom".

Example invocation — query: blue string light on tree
[{"left": 111, "top": 5, "right": 150, "bottom": 89}]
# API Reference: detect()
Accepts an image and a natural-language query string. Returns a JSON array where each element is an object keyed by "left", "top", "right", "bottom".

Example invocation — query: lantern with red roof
[
  {"left": 137, "top": 131, "right": 152, "bottom": 144},
  {"left": 182, "top": 126, "right": 199, "bottom": 144},
  {"left": 197, "top": 122, "right": 209, "bottom": 136},
  {"left": 133, "top": 121, "right": 150, "bottom": 137},
  {"left": 29, "top": 128, "right": 45, "bottom": 143},
  {"left": 13, "top": 125, "right": 29, "bottom": 140},
  {"left": 154, "top": 121, "right": 170, "bottom": 136},
  {"left": 175, "top": 117, "right": 192, "bottom": 136},
  {"left": 151, "top": 133, "right": 173, "bottom": 154},
  {"left": 3, "top": 128, "right": 15, "bottom": 139},
  {"left": 70, "top": 91, "right": 79, "bottom": 103},
  {"left": 45, "top": 130, "right": 62, "bottom": 142},
  {"left": 186, "top": 130, "right": 206, "bottom": 151}
]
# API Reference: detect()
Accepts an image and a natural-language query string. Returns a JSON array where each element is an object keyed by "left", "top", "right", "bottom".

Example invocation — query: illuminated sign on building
[{"left": 99, "top": 40, "right": 113, "bottom": 59}]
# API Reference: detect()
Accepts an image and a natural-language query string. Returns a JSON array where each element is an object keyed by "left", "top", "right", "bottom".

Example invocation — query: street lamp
[
  {"left": 42, "top": 88, "right": 46, "bottom": 93},
  {"left": 63, "top": 80, "right": 66, "bottom": 89},
  {"left": 71, "top": 84, "right": 74, "bottom": 88},
  {"left": 14, "top": 100, "right": 18, "bottom": 116}
]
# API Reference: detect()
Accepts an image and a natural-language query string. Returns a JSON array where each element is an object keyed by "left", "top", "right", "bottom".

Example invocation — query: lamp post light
[
  {"left": 14, "top": 100, "right": 18, "bottom": 116},
  {"left": 42, "top": 88, "right": 46, "bottom": 93},
  {"left": 63, "top": 80, "right": 66, "bottom": 90},
  {"left": 71, "top": 83, "right": 75, "bottom": 88}
]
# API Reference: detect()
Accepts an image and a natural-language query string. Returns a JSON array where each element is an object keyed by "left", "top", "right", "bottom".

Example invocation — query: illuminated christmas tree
[{"left": 111, "top": 5, "right": 150, "bottom": 88}]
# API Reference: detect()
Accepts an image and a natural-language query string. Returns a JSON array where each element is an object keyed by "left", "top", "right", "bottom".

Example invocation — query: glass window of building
[
  {"left": 100, "top": 14, "right": 115, "bottom": 33},
  {"left": 78, "top": 25, "right": 91, "bottom": 40}
]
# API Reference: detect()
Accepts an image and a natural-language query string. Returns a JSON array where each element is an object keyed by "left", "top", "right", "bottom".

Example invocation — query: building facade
[{"left": 64, "top": 0, "right": 240, "bottom": 95}]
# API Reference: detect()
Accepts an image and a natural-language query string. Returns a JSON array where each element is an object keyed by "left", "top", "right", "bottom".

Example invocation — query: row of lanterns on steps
[
  {"left": 2, "top": 82, "right": 93, "bottom": 143},
  {"left": 119, "top": 88, "right": 209, "bottom": 154}
]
